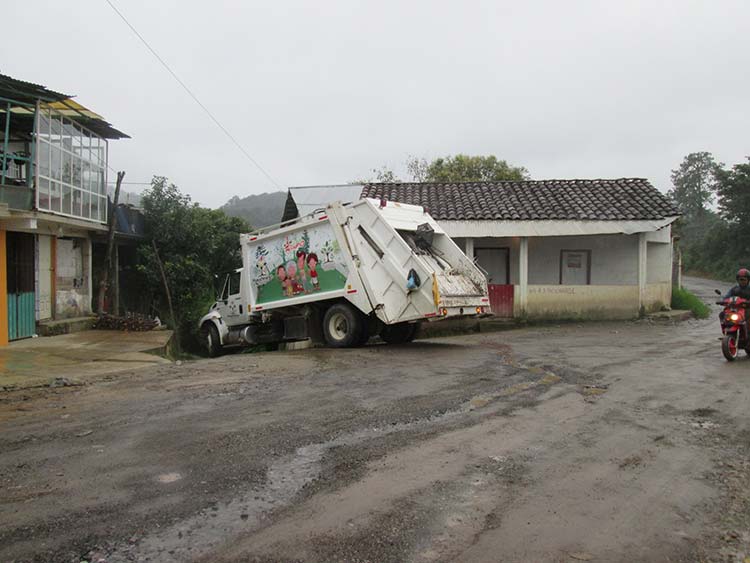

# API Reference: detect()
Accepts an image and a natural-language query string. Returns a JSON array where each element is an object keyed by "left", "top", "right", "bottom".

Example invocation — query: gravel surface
[{"left": 1, "top": 277, "right": 749, "bottom": 562}]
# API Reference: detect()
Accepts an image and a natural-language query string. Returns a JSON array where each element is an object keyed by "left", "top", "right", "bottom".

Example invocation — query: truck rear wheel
[
  {"left": 203, "top": 323, "right": 222, "bottom": 357},
  {"left": 380, "top": 322, "right": 418, "bottom": 344},
  {"left": 323, "top": 303, "right": 362, "bottom": 348}
]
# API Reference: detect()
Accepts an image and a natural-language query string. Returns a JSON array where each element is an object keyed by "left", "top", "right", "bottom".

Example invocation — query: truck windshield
[{"left": 220, "top": 271, "right": 242, "bottom": 300}]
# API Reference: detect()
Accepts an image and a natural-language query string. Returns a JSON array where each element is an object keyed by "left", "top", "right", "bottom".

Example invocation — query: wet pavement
[
  {"left": 0, "top": 329, "right": 172, "bottom": 390},
  {"left": 2, "top": 279, "right": 749, "bottom": 562}
]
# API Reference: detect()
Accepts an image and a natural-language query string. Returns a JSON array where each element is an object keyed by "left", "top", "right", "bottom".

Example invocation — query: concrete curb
[{"left": 418, "top": 309, "right": 695, "bottom": 340}]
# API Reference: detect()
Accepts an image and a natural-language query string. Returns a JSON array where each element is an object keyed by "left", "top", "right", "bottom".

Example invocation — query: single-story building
[{"left": 283, "top": 179, "right": 680, "bottom": 320}]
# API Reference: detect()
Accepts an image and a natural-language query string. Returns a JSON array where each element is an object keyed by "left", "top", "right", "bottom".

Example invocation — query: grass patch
[{"left": 672, "top": 286, "right": 711, "bottom": 319}]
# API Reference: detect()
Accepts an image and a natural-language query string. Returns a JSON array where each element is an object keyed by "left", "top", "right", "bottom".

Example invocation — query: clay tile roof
[{"left": 360, "top": 179, "right": 678, "bottom": 221}]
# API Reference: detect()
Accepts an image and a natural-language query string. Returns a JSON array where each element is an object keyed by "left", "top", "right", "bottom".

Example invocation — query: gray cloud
[{"left": 4, "top": 0, "right": 749, "bottom": 207}]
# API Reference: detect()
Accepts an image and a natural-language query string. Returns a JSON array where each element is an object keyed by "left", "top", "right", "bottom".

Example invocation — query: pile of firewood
[{"left": 94, "top": 313, "right": 159, "bottom": 332}]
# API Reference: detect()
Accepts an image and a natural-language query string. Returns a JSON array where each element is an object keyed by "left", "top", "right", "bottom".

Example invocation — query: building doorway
[
  {"left": 7, "top": 232, "right": 35, "bottom": 340},
  {"left": 475, "top": 247, "right": 513, "bottom": 317}
]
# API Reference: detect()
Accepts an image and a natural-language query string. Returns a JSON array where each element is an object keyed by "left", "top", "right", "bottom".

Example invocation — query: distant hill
[{"left": 220, "top": 191, "right": 287, "bottom": 229}]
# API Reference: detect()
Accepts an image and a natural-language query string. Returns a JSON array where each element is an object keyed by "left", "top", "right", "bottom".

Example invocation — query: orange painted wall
[{"left": 0, "top": 230, "right": 7, "bottom": 346}]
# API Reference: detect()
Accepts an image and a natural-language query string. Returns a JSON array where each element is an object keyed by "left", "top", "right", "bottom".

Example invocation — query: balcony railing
[{"left": 0, "top": 183, "right": 33, "bottom": 210}]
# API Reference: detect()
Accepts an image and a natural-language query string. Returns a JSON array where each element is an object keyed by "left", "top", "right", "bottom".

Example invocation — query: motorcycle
[{"left": 715, "top": 290, "right": 750, "bottom": 361}]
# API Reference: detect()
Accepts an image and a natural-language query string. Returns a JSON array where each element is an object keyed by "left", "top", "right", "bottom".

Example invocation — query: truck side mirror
[{"left": 715, "top": 289, "right": 722, "bottom": 296}]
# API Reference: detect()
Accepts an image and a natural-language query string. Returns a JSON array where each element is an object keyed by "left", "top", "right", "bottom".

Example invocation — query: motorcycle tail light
[{"left": 730, "top": 313, "right": 740, "bottom": 321}]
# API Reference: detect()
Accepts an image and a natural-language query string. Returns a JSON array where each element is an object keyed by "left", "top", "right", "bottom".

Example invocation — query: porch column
[
  {"left": 638, "top": 232, "right": 647, "bottom": 312},
  {"left": 518, "top": 236, "right": 528, "bottom": 315},
  {"left": 464, "top": 237, "right": 474, "bottom": 260}
]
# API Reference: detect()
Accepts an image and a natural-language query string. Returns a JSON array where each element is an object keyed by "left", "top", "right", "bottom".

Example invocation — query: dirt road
[{"left": 2, "top": 278, "right": 749, "bottom": 562}]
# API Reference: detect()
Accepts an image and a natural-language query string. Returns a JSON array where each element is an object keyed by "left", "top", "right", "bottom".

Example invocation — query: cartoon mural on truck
[{"left": 249, "top": 223, "right": 349, "bottom": 305}]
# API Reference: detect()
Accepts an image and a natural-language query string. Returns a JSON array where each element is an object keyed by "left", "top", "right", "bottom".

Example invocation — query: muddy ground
[{"left": 1, "top": 277, "right": 749, "bottom": 563}]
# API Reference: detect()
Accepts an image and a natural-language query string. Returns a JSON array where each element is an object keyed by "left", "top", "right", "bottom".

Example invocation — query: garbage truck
[{"left": 199, "top": 198, "right": 490, "bottom": 356}]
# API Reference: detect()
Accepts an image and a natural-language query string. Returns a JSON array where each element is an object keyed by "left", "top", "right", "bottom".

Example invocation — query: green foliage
[
  {"left": 717, "top": 158, "right": 750, "bottom": 253},
  {"left": 671, "top": 286, "right": 710, "bottom": 319},
  {"left": 361, "top": 154, "right": 530, "bottom": 183},
  {"left": 668, "top": 152, "right": 722, "bottom": 221},
  {"left": 137, "top": 176, "right": 250, "bottom": 352},
  {"left": 422, "top": 154, "right": 530, "bottom": 182},
  {"left": 670, "top": 153, "right": 750, "bottom": 280},
  {"left": 220, "top": 191, "right": 287, "bottom": 228}
]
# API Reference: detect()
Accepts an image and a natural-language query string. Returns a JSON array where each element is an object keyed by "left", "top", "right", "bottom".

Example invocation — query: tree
[
  {"left": 716, "top": 158, "right": 750, "bottom": 266},
  {"left": 421, "top": 154, "right": 529, "bottom": 182},
  {"left": 668, "top": 152, "right": 722, "bottom": 221},
  {"left": 137, "top": 176, "right": 250, "bottom": 351},
  {"left": 361, "top": 154, "right": 530, "bottom": 183}
]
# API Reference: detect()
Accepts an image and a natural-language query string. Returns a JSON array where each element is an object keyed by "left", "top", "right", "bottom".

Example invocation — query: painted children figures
[
  {"left": 296, "top": 250, "right": 311, "bottom": 293},
  {"left": 307, "top": 252, "right": 320, "bottom": 291},
  {"left": 277, "top": 265, "right": 293, "bottom": 297}
]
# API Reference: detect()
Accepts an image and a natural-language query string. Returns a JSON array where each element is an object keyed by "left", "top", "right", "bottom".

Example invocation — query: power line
[{"left": 103, "top": 0, "right": 282, "bottom": 190}]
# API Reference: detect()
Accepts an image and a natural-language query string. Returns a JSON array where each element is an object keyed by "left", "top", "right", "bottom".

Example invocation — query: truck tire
[
  {"left": 323, "top": 303, "right": 362, "bottom": 348},
  {"left": 380, "top": 322, "right": 418, "bottom": 344},
  {"left": 203, "top": 322, "right": 222, "bottom": 358}
]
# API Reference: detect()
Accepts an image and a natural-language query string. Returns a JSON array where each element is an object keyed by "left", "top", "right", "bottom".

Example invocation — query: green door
[{"left": 7, "top": 232, "right": 35, "bottom": 340}]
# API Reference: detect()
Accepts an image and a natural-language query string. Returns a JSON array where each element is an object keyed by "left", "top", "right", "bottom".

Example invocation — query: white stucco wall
[
  {"left": 453, "top": 228, "right": 673, "bottom": 319},
  {"left": 643, "top": 281, "right": 672, "bottom": 311},
  {"left": 36, "top": 235, "right": 53, "bottom": 320},
  {"left": 518, "top": 285, "right": 640, "bottom": 319},
  {"left": 55, "top": 237, "right": 92, "bottom": 318},
  {"left": 459, "top": 233, "right": 664, "bottom": 286},
  {"left": 528, "top": 235, "right": 639, "bottom": 285},
  {"left": 647, "top": 242, "right": 672, "bottom": 283}
]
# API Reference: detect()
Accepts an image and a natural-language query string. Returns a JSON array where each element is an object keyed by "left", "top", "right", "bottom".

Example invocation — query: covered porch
[{"left": 450, "top": 218, "right": 675, "bottom": 320}]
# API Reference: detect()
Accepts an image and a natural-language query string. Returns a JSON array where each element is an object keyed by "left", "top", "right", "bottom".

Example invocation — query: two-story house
[{"left": 0, "top": 73, "right": 129, "bottom": 344}]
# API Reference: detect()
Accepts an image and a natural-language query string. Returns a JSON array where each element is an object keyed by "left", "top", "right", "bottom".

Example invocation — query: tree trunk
[
  {"left": 98, "top": 171, "right": 125, "bottom": 314},
  {"left": 152, "top": 239, "right": 180, "bottom": 353}
]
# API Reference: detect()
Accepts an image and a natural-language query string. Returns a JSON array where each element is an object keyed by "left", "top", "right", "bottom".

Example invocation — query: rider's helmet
[{"left": 737, "top": 268, "right": 750, "bottom": 286}]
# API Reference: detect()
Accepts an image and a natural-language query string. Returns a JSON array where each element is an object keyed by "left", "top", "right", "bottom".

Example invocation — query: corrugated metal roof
[
  {"left": 0, "top": 74, "right": 129, "bottom": 139},
  {"left": 0, "top": 74, "right": 70, "bottom": 104}
]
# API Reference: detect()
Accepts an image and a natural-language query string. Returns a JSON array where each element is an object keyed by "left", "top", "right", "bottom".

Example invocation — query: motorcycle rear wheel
[{"left": 722, "top": 333, "right": 739, "bottom": 361}]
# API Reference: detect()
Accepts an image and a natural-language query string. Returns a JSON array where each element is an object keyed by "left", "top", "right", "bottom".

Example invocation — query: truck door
[{"left": 224, "top": 270, "right": 244, "bottom": 324}]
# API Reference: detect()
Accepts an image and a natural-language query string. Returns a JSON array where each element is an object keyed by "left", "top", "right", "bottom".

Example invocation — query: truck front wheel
[
  {"left": 381, "top": 322, "right": 418, "bottom": 344},
  {"left": 203, "top": 322, "right": 222, "bottom": 357},
  {"left": 323, "top": 303, "right": 362, "bottom": 348}
]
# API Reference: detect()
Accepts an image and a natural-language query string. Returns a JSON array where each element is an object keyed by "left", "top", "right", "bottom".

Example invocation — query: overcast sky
[{"left": 4, "top": 0, "right": 749, "bottom": 208}]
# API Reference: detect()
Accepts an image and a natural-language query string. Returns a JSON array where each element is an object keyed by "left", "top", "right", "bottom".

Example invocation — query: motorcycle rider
[
  {"left": 724, "top": 268, "right": 750, "bottom": 299},
  {"left": 719, "top": 268, "right": 750, "bottom": 325}
]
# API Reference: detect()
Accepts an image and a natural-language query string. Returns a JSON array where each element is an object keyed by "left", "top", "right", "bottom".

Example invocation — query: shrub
[
  {"left": 671, "top": 286, "right": 711, "bottom": 319},
  {"left": 137, "top": 177, "right": 250, "bottom": 353}
]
